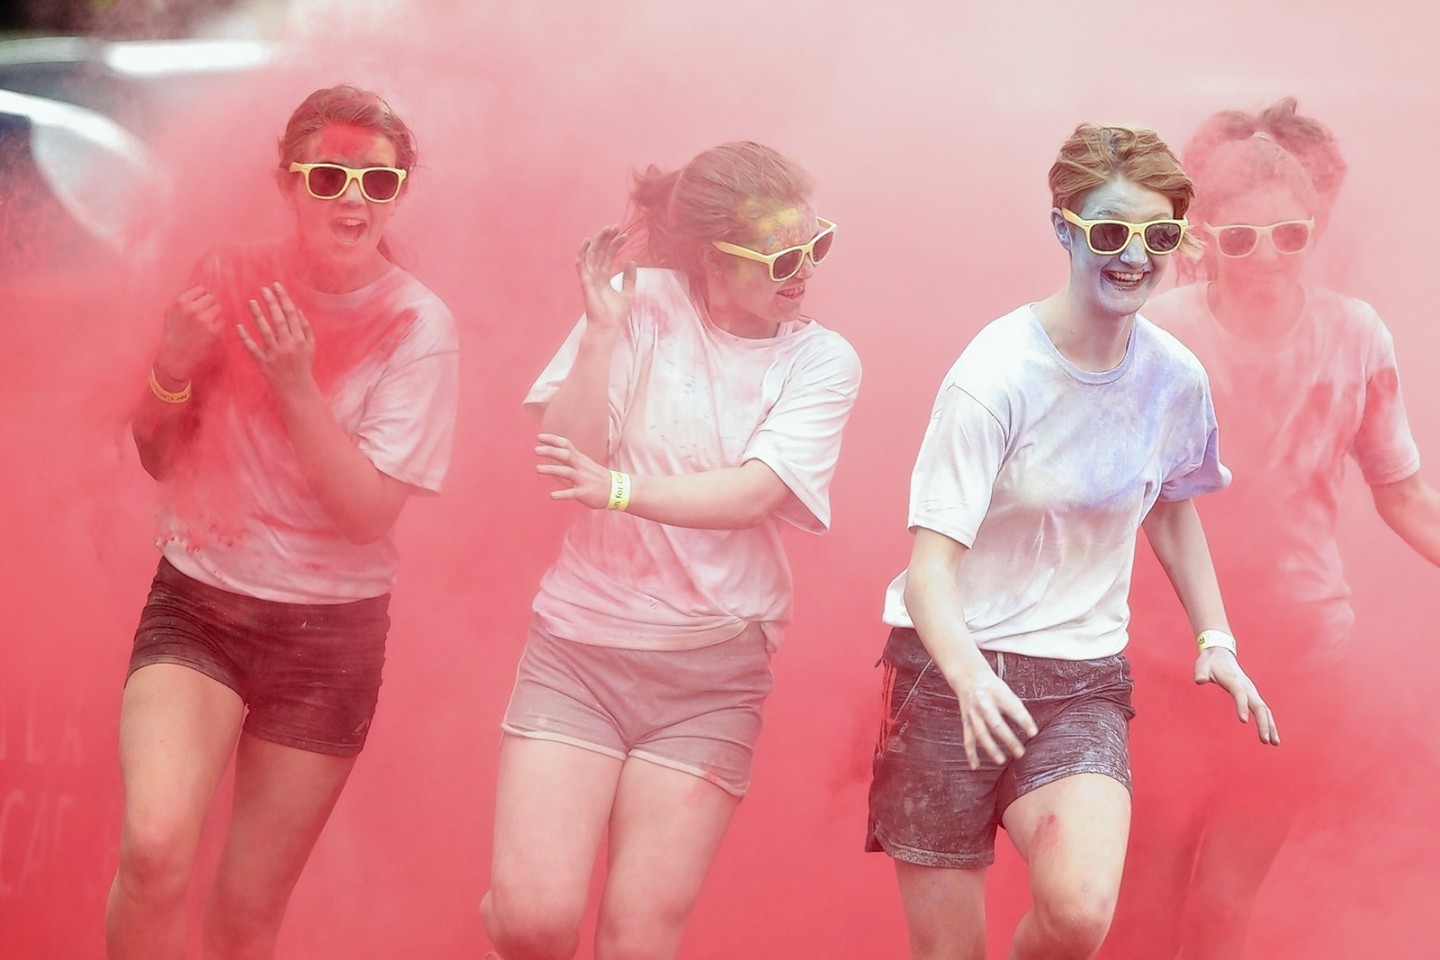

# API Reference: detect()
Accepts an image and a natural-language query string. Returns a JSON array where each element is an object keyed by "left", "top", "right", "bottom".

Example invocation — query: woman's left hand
[
  {"left": 237, "top": 283, "right": 318, "bottom": 399},
  {"left": 536, "top": 433, "right": 613, "bottom": 510},
  {"left": 1194, "top": 649, "right": 1280, "bottom": 746}
]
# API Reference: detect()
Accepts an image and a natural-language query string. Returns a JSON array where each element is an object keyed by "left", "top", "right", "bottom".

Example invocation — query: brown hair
[
  {"left": 276, "top": 85, "right": 418, "bottom": 172},
  {"left": 1182, "top": 97, "right": 1345, "bottom": 224},
  {"left": 1049, "top": 124, "right": 1194, "bottom": 218},
  {"left": 277, "top": 85, "right": 418, "bottom": 264},
  {"left": 1177, "top": 98, "right": 1345, "bottom": 281},
  {"left": 623, "top": 141, "right": 814, "bottom": 278}
]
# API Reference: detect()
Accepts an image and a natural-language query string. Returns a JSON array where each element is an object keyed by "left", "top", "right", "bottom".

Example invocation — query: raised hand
[
  {"left": 576, "top": 226, "right": 636, "bottom": 332},
  {"left": 236, "top": 282, "right": 318, "bottom": 399},
  {"left": 1195, "top": 649, "right": 1280, "bottom": 745},
  {"left": 155, "top": 285, "right": 224, "bottom": 382}
]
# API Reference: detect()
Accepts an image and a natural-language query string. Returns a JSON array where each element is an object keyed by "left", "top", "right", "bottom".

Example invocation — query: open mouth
[
  {"left": 777, "top": 284, "right": 805, "bottom": 301},
  {"left": 1103, "top": 269, "right": 1147, "bottom": 291},
  {"left": 331, "top": 218, "right": 368, "bottom": 244}
]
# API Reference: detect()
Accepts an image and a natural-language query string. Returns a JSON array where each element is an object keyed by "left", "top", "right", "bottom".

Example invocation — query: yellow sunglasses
[
  {"left": 288, "top": 162, "right": 407, "bottom": 203},
  {"left": 710, "top": 218, "right": 837, "bottom": 282},
  {"left": 1203, "top": 218, "right": 1314, "bottom": 258},
  {"left": 1061, "top": 208, "right": 1187, "bottom": 256}
]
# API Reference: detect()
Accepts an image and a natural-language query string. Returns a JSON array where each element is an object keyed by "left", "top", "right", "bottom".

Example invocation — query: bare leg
[
  {"left": 107, "top": 664, "right": 245, "bottom": 960},
  {"left": 1175, "top": 804, "right": 1296, "bottom": 960},
  {"left": 201, "top": 733, "right": 358, "bottom": 959},
  {"left": 481, "top": 736, "right": 624, "bottom": 960},
  {"left": 1003, "top": 774, "right": 1131, "bottom": 960},
  {"left": 893, "top": 861, "right": 989, "bottom": 960},
  {"left": 594, "top": 757, "right": 740, "bottom": 960}
]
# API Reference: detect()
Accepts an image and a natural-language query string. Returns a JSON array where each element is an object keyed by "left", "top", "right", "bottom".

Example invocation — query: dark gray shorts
[
  {"left": 128, "top": 559, "right": 389, "bottom": 757},
  {"left": 866, "top": 627, "right": 1135, "bottom": 868}
]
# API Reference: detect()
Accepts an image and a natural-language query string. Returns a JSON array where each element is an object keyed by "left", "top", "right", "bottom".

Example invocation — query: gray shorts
[
  {"left": 501, "top": 617, "right": 773, "bottom": 797},
  {"left": 866, "top": 627, "right": 1135, "bottom": 868}
]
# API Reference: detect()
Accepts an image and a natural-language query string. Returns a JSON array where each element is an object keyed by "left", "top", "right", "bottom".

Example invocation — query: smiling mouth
[{"left": 1103, "top": 269, "right": 1147, "bottom": 289}]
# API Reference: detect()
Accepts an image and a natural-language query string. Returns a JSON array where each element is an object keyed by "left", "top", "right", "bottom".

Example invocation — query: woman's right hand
[
  {"left": 155, "top": 285, "right": 224, "bottom": 381},
  {"left": 946, "top": 663, "right": 1037, "bottom": 769},
  {"left": 576, "top": 226, "right": 636, "bottom": 332}
]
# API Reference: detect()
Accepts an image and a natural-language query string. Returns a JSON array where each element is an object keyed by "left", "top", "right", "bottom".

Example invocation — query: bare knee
[
  {"left": 595, "top": 899, "right": 691, "bottom": 960},
  {"left": 114, "top": 821, "right": 197, "bottom": 904},
  {"left": 483, "top": 888, "right": 583, "bottom": 960},
  {"left": 1032, "top": 886, "right": 1116, "bottom": 956}
]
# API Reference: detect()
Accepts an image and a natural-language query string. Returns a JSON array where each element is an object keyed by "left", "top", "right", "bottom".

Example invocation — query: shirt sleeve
[
  {"left": 1159, "top": 375, "right": 1231, "bottom": 501},
  {"left": 355, "top": 305, "right": 460, "bottom": 494},
  {"left": 1350, "top": 316, "right": 1421, "bottom": 485},
  {"left": 907, "top": 383, "right": 1007, "bottom": 547},
  {"left": 743, "top": 333, "right": 862, "bottom": 533}
]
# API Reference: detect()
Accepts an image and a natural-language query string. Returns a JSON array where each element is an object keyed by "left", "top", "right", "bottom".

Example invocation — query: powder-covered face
[
  {"left": 1055, "top": 175, "right": 1176, "bottom": 322},
  {"left": 1207, "top": 184, "right": 1313, "bottom": 297},
  {"left": 705, "top": 200, "right": 820, "bottom": 336},
  {"left": 282, "top": 123, "right": 403, "bottom": 291}
]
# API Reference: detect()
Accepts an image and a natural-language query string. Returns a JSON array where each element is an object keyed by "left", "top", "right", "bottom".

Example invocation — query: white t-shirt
[
  {"left": 1146, "top": 283, "right": 1420, "bottom": 650},
  {"left": 526, "top": 268, "right": 861, "bottom": 651},
  {"left": 158, "top": 242, "right": 460, "bottom": 603},
  {"left": 882, "top": 304, "right": 1229, "bottom": 660}
]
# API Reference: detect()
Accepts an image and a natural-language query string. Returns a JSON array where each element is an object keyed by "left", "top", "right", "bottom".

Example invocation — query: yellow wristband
[
  {"left": 149, "top": 367, "right": 192, "bottom": 404},
  {"left": 607, "top": 470, "right": 632, "bottom": 511},
  {"left": 1197, "top": 630, "right": 1237, "bottom": 656}
]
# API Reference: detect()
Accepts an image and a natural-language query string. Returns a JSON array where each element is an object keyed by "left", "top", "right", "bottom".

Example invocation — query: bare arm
[
  {"left": 534, "top": 434, "right": 790, "bottom": 529},
  {"left": 538, "top": 228, "right": 636, "bottom": 462},
  {"left": 239, "top": 284, "right": 414, "bottom": 544},
  {"left": 1371, "top": 472, "right": 1440, "bottom": 566},
  {"left": 132, "top": 286, "right": 224, "bottom": 479},
  {"left": 902, "top": 527, "right": 1036, "bottom": 768},
  {"left": 1142, "top": 497, "right": 1279, "bottom": 745}
]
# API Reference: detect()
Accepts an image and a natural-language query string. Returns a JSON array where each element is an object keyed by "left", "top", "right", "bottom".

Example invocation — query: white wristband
[{"left": 1196, "top": 629, "right": 1237, "bottom": 656}]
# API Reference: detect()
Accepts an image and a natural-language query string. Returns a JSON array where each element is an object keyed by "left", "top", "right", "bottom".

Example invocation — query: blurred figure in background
[{"left": 1107, "top": 97, "right": 1440, "bottom": 960}]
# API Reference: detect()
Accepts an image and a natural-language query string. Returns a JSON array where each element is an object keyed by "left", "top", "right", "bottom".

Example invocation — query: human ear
[{"left": 1050, "top": 207, "right": 1072, "bottom": 249}]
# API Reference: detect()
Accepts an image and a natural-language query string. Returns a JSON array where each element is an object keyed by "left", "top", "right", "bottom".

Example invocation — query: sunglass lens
[
  {"left": 306, "top": 166, "right": 348, "bottom": 199},
  {"left": 1144, "top": 222, "right": 1183, "bottom": 253},
  {"left": 1272, "top": 222, "right": 1310, "bottom": 253},
  {"left": 811, "top": 230, "right": 835, "bottom": 264},
  {"left": 772, "top": 249, "right": 803, "bottom": 281},
  {"left": 362, "top": 168, "right": 402, "bottom": 201},
  {"left": 1216, "top": 227, "right": 1258, "bottom": 258},
  {"left": 1087, "top": 222, "right": 1130, "bottom": 254}
]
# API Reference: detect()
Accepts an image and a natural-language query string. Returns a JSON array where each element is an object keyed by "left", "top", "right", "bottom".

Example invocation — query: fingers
[
  {"left": 1249, "top": 695, "right": 1280, "bottom": 746},
  {"left": 235, "top": 323, "right": 261, "bottom": 359},
  {"left": 576, "top": 227, "right": 629, "bottom": 279},
  {"left": 246, "top": 297, "right": 276, "bottom": 347},
  {"left": 272, "top": 282, "right": 314, "bottom": 348},
  {"left": 958, "top": 683, "right": 1035, "bottom": 770}
]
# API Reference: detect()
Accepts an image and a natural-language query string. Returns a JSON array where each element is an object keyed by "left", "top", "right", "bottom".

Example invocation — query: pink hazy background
[{"left": 2, "top": 1, "right": 1438, "bottom": 956}]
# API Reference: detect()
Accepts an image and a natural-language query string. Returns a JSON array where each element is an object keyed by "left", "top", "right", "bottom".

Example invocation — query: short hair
[{"left": 1049, "top": 123, "right": 1194, "bottom": 218}]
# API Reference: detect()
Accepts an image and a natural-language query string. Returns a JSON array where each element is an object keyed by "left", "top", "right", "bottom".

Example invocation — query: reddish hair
[{"left": 1049, "top": 124, "right": 1194, "bottom": 218}]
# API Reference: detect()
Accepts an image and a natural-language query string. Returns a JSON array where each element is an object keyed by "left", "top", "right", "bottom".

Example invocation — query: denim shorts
[
  {"left": 127, "top": 559, "right": 390, "bottom": 756},
  {"left": 501, "top": 617, "right": 773, "bottom": 797},
  {"left": 866, "top": 627, "right": 1135, "bottom": 868}
]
